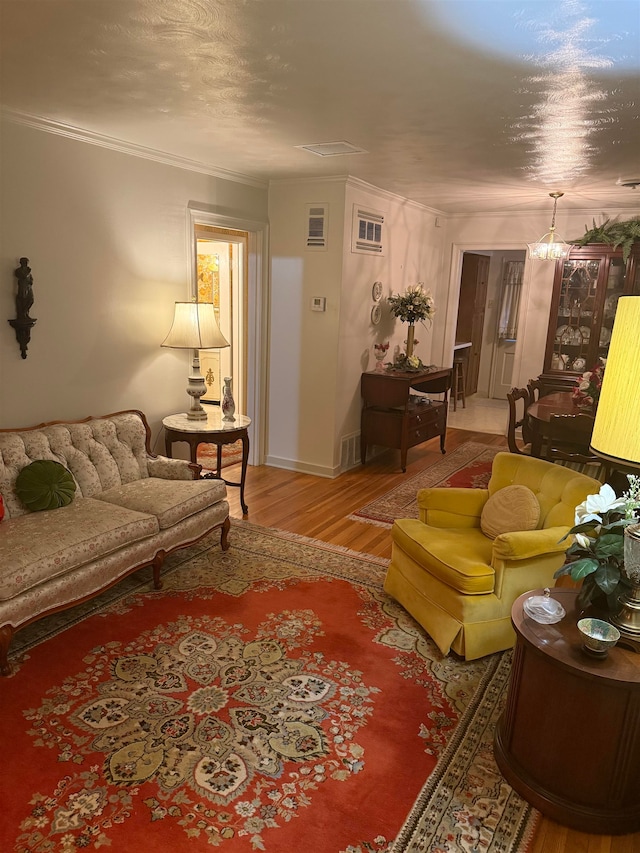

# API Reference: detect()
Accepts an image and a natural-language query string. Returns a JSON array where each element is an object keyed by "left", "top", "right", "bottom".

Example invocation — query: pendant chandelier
[{"left": 528, "top": 192, "right": 570, "bottom": 261}]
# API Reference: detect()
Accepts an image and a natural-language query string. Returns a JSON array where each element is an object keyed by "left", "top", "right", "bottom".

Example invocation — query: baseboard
[{"left": 264, "top": 455, "right": 340, "bottom": 479}]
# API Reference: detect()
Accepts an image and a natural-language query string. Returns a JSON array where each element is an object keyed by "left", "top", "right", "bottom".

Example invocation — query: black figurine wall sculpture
[{"left": 9, "top": 257, "right": 36, "bottom": 358}]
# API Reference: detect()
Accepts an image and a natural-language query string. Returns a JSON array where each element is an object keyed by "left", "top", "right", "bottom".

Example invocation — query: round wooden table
[
  {"left": 494, "top": 589, "right": 640, "bottom": 834},
  {"left": 163, "top": 410, "right": 251, "bottom": 515},
  {"left": 526, "top": 391, "right": 580, "bottom": 457}
]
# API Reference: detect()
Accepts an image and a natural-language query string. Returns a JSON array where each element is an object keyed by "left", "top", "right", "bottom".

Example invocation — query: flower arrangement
[
  {"left": 387, "top": 284, "right": 435, "bottom": 326},
  {"left": 555, "top": 477, "right": 640, "bottom": 611},
  {"left": 572, "top": 358, "right": 605, "bottom": 409},
  {"left": 385, "top": 284, "right": 435, "bottom": 371}
]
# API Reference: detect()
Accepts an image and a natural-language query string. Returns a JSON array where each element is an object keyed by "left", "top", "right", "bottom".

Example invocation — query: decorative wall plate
[
  {"left": 372, "top": 280, "right": 383, "bottom": 302},
  {"left": 371, "top": 303, "right": 382, "bottom": 325}
]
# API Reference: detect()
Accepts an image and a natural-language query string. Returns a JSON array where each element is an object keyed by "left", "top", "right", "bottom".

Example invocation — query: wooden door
[{"left": 456, "top": 253, "right": 489, "bottom": 396}]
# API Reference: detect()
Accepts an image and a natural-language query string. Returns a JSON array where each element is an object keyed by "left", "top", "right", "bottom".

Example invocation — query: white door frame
[
  {"left": 440, "top": 241, "right": 533, "bottom": 392},
  {"left": 187, "top": 204, "right": 270, "bottom": 466}
]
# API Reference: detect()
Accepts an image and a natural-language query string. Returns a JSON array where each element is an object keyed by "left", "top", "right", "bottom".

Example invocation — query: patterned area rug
[
  {"left": 3, "top": 521, "right": 537, "bottom": 853},
  {"left": 350, "top": 441, "right": 500, "bottom": 527},
  {"left": 198, "top": 440, "right": 244, "bottom": 472}
]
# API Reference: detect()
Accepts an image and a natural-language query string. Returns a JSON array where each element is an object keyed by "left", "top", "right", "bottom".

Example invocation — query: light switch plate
[{"left": 311, "top": 297, "right": 326, "bottom": 312}]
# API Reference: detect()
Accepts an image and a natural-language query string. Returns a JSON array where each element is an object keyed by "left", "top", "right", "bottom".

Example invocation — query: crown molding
[
  {"left": 2, "top": 108, "right": 267, "bottom": 190},
  {"left": 344, "top": 175, "right": 445, "bottom": 216},
  {"left": 268, "top": 173, "right": 445, "bottom": 216}
]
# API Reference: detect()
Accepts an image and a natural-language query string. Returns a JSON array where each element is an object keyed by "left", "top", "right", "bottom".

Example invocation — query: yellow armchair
[{"left": 384, "top": 452, "right": 601, "bottom": 660}]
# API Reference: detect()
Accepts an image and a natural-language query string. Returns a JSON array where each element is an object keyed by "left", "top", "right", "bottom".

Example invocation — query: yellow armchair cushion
[
  {"left": 417, "top": 487, "right": 488, "bottom": 528},
  {"left": 480, "top": 484, "right": 540, "bottom": 539},
  {"left": 491, "top": 525, "right": 571, "bottom": 561},
  {"left": 393, "top": 518, "right": 495, "bottom": 594}
]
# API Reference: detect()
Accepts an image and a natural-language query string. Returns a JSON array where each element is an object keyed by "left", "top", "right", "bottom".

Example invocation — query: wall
[
  {"left": 267, "top": 179, "right": 347, "bottom": 475},
  {"left": 337, "top": 181, "right": 444, "bottom": 470},
  {"left": 0, "top": 120, "right": 268, "bottom": 449},
  {"left": 267, "top": 177, "right": 443, "bottom": 477}
]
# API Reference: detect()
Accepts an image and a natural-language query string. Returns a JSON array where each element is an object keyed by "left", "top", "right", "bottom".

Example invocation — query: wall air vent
[
  {"left": 297, "top": 141, "right": 368, "bottom": 157},
  {"left": 351, "top": 205, "right": 384, "bottom": 255},
  {"left": 305, "top": 203, "right": 328, "bottom": 250}
]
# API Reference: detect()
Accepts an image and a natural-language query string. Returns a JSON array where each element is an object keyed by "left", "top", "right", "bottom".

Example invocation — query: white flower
[
  {"left": 575, "top": 532, "right": 592, "bottom": 549},
  {"left": 574, "top": 483, "right": 625, "bottom": 525}
]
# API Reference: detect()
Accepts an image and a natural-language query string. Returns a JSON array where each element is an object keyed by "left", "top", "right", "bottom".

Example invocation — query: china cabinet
[{"left": 540, "top": 243, "right": 640, "bottom": 392}]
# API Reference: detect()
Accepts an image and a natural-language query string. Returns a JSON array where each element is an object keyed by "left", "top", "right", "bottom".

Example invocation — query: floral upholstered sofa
[{"left": 0, "top": 409, "right": 230, "bottom": 675}]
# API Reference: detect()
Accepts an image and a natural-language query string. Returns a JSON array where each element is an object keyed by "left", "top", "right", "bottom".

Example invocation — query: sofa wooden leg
[
  {"left": 152, "top": 552, "right": 165, "bottom": 589},
  {"left": 0, "top": 624, "right": 14, "bottom": 676},
  {"left": 221, "top": 516, "right": 231, "bottom": 551}
]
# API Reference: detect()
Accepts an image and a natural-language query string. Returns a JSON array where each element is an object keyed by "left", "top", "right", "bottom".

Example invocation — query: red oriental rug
[
  {"left": 349, "top": 441, "right": 500, "bottom": 527},
  {"left": 1, "top": 521, "right": 537, "bottom": 853}
]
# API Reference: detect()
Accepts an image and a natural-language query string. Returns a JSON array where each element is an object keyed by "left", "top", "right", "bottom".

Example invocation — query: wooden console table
[
  {"left": 360, "top": 367, "right": 451, "bottom": 472},
  {"left": 494, "top": 588, "right": 640, "bottom": 835}
]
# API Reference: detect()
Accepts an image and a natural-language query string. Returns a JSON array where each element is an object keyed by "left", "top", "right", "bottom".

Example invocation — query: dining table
[{"left": 526, "top": 390, "right": 586, "bottom": 458}]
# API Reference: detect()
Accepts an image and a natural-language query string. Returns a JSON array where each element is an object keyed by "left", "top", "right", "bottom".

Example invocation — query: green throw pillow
[{"left": 15, "top": 460, "right": 76, "bottom": 512}]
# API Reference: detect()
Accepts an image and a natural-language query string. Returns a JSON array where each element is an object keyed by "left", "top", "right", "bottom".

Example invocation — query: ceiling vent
[
  {"left": 617, "top": 178, "right": 640, "bottom": 190},
  {"left": 297, "top": 141, "right": 368, "bottom": 157},
  {"left": 305, "top": 204, "right": 328, "bottom": 250}
]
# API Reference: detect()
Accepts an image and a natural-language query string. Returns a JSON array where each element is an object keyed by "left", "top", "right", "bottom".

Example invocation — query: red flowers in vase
[{"left": 572, "top": 358, "right": 605, "bottom": 409}]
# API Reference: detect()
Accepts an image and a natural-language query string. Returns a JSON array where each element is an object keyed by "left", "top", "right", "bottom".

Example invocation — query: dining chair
[
  {"left": 546, "top": 412, "right": 607, "bottom": 482},
  {"left": 527, "top": 377, "right": 546, "bottom": 404},
  {"left": 506, "top": 387, "right": 533, "bottom": 455}
]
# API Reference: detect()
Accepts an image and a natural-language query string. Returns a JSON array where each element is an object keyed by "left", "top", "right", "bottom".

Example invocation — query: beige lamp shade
[
  {"left": 590, "top": 296, "right": 640, "bottom": 467},
  {"left": 161, "top": 301, "right": 229, "bottom": 350},
  {"left": 161, "top": 301, "right": 229, "bottom": 420}
]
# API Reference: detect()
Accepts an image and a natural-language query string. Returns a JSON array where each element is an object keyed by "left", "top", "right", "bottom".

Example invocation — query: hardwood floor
[{"left": 222, "top": 427, "right": 639, "bottom": 853}]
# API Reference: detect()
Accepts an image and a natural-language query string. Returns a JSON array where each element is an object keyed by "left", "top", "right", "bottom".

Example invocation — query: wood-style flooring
[{"left": 223, "top": 427, "right": 639, "bottom": 853}]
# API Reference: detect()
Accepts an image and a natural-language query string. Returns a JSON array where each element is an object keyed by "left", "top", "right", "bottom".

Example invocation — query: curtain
[{"left": 498, "top": 261, "right": 524, "bottom": 340}]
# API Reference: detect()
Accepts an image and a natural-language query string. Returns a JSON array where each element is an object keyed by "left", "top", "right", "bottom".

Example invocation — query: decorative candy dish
[{"left": 523, "top": 589, "right": 566, "bottom": 624}]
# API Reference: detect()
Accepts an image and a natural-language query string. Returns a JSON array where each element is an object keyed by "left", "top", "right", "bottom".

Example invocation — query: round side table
[
  {"left": 494, "top": 588, "right": 640, "bottom": 835},
  {"left": 163, "top": 410, "right": 251, "bottom": 515}
]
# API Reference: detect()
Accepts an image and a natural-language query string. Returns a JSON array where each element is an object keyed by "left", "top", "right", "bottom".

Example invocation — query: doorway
[
  {"left": 194, "top": 224, "right": 248, "bottom": 416},
  {"left": 453, "top": 250, "right": 526, "bottom": 401},
  {"left": 187, "top": 205, "right": 269, "bottom": 467}
]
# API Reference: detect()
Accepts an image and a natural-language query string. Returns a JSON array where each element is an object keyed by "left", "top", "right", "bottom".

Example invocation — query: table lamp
[
  {"left": 161, "top": 301, "right": 229, "bottom": 420},
  {"left": 590, "top": 295, "right": 640, "bottom": 645}
]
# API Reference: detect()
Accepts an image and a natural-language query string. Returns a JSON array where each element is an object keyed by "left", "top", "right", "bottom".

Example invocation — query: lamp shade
[
  {"left": 161, "top": 302, "right": 229, "bottom": 350},
  {"left": 590, "top": 296, "right": 640, "bottom": 467}
]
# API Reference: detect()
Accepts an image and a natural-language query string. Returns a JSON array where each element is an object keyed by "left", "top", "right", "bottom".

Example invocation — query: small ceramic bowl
[{"left": 577, "top": 618, "right": 620, "bottom": 656}]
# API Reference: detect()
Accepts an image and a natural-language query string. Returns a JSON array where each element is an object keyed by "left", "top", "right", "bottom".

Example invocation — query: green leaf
[
  {"left": 594, "top": 533, "right": 624, "bottom": 560},
  {"left": 554, "top": 562, "right": 575, "bottom": 578},
  {"left": 592, "top": 562, "right": 622, "bottom": 594},
  {"left": 567, "top": 557, "right": 599, "bottom": 580}
]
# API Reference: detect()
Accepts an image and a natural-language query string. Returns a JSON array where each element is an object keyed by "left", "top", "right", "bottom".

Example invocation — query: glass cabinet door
[
  {"left": 599, "top": 256, "right": 625, "bottom": 360},
  {"left": 550, "top": 258, "right": 600, "bottom": 373}
]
